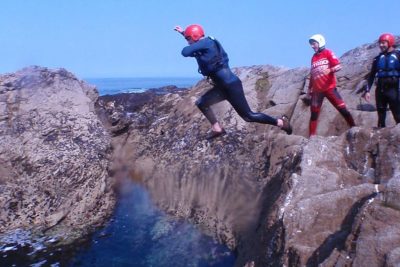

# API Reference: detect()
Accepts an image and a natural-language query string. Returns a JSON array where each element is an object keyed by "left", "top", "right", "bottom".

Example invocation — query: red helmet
[
  {"left": 184, "top": 24, "right": 205, "bottom": 41},
  {"left": 378, "top": 33, "right": 395, "bottom": 47}
]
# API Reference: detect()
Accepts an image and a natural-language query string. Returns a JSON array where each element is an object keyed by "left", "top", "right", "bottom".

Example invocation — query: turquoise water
[
  {"left": 85, "top": 77, "right": 200, "bottom": 95},
  {"left": 69, "top": 181, "right": 235, "bottom": 267},
  {"left": 0, "top": 180, "right": 235, "bottom": 267}
]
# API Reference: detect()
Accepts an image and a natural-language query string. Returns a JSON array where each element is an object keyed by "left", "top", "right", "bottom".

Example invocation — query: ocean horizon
[{"left": 84, "top": 77, "right": 201, "bottom": 96}]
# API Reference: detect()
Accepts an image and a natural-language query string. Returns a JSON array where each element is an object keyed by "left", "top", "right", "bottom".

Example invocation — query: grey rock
[
  {"left": 384, "top": 176, "right": 400, "bottom": 211},
  {"left": 386, "top": 247, "right": 400, "bottom": 267},
  {"left": 0, "top": 66, "right": 115, "bottom": 245}
]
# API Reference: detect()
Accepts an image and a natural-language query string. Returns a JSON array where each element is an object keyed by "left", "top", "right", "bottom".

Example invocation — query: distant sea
[{"left": 85, "top": 77, "right": 201, "bottom": 96}]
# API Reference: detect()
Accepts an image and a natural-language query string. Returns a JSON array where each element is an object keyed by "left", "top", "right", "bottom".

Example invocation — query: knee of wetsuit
[
  {"left": 195, "top": 98, "right": 204, "bottom": 109},
  {"left": 338, "top": 107, "right": 350, "bottom": 117},
  {"left": 377, "top": 107, "right": 387, "bottom": 113},
  {"left": 310, "top": 111, "right": 319, "bottom": 121},
  {"left": 227, "top": 76, "right": 242, "bottom": 88},
  {"left": 310, "top": 104, "right": 321, "bottom": 121},
  {"left": 242, "top": 116, "right": 252, "bottom": 122}
]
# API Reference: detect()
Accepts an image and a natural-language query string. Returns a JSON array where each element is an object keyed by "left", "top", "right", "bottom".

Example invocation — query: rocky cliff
[
  {"left": 99, "top": 38, "right": 400, "bottom": 267},
  {"left": 0, "top": 66, "right": 115, "bottom": 247}
]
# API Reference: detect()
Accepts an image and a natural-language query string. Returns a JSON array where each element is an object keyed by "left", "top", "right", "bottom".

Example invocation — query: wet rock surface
[
  {"left": 0, "top": 66, "right": 115, "bottom": 247},
  {"left": 99, "top": 38, "right": 400, "bottom": 267}
]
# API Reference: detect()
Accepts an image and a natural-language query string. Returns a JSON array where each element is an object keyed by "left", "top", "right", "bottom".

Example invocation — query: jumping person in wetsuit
[
  {"left": 364, "top": 33, "right": 400, "bottom": 127},
  {"left": 174, "top": 24, "right": 292, "bottom": 139},
  {"left": 307, "top": 34, "right": 355, "bottom": 136}
]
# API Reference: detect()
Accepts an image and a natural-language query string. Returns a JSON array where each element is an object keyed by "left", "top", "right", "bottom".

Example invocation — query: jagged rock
[
  {"left": 96, "top": 86, "right": 189, "bottom": 136},
  {"left": 0, "top": 66, "right": 115, "bottom": 244},
  {"left": 97, "top": 38, "right": 400, "bottom": 267},
  {"left": 274, "top": 127, "right": 400, "bottom": 267},
  {"left": 385, "top": 177, "right": 400, "bottom": 210}
]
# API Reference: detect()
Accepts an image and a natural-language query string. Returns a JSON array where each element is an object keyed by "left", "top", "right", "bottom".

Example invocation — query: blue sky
[{"left": 0, "top": 0, "right": 398, "bottom": 78}]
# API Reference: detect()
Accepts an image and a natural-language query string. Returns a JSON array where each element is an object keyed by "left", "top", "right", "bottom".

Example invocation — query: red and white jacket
[{"left": 309, "top": 49, "right": 341, "bottom": 92}]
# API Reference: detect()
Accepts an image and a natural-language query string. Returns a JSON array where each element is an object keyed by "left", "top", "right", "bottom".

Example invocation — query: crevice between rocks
[
  {"left": 237, "top": 149, "right": 303, "bottom": 267},
  {"left": 305, "top": 192, "right": 377, "bottom": 266}
]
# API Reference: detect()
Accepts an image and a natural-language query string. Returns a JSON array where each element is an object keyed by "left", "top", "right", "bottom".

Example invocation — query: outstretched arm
[{"left": 181, "top": 39, "right": 208, "bottom": 57}]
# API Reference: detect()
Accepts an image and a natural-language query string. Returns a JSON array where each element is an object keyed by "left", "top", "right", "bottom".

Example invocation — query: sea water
[
  {"left": 0, "top": 181, "right": 235, "bottom": 266},
  {"left": 69, "top": 181, "right": 235, "bottom": 267},
  {"left": 85, "top": 77, "right": 200, "bottom": 95}
]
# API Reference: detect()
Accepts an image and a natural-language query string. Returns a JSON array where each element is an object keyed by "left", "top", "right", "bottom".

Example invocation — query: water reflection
[{"left": 69, "top": 180, "right": 235, "bottom": 267}]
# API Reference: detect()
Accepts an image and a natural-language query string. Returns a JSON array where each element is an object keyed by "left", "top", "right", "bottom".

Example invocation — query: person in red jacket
[{"left": 307, "top": 34, "right": 355, "bottom": 136}]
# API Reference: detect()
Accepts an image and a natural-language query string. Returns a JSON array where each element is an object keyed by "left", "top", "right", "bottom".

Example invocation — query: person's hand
[
  {"left": 174, "top": 26, "right": 183, "bottom": 33},
  {"left": 306, "top": 91, "right": 312, "bottom": 99},
  {"left": 314, "top": 68, "right": 331, "bottom": 78},
  {"left": 322, "top": 67, "right": 332, "bottom": 75},
  {"left": 363, "top": 92, "right": 371, "bottom": 102},
  {"left": 302, "top": 92, "right": 312, "bottom": 106}
]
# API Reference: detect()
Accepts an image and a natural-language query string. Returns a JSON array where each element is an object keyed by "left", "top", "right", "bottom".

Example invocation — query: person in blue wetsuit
[
  {"left": 174, "top": 24, "right": 292, "bottom": 139},
  {"left": 364, "top": 33, "right": 400, "bottom": 127}
]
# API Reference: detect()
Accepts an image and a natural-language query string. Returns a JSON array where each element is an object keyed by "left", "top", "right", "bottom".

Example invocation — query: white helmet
[{"left": 309, "top": 34, "right": 326, "bottom": 48}]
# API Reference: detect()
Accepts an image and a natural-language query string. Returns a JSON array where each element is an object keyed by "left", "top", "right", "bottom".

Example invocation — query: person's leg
[
  {"left": 325, "top": 88, "right": 355, "bottom": 127},
  {"left": 195, "top": 85, "right": 227, "bottom": 131},
  {"left": 375, "top": 86, "right": 388, "bottom": 127},
  {"left": 385, "top": 85, "right": 400, "bottom": 124},
  {"left": 309, "top": 91, "right": 324, "bottom": 136},
  {"left": 224, "top": 79, "right": 278, "bottom": 125}
]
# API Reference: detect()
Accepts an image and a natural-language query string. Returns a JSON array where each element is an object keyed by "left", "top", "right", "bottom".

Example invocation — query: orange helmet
[
  {"left": 379, "top": 33, "right": 395, "bottom": 47},
  {"left": 184, "top": 24, "right": 205, "bottom": 41}
]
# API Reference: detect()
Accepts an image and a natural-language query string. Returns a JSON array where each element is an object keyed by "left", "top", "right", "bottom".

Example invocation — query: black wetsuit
[
  {"left": 181, "top": 37, "right": 277, "bottom": 126},
  {"left": 367, "top": 50, "right": 400, "bottom": 127}
]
